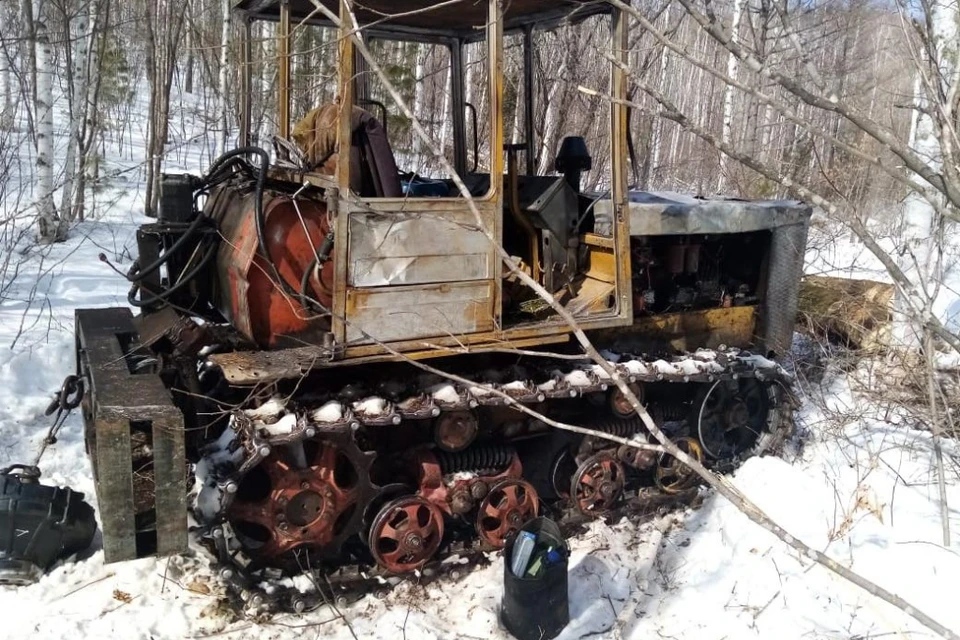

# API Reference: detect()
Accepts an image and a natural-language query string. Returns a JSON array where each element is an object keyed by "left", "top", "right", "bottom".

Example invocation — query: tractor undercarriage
[{"left": 184, "top": 340, "right": 789, "bottom": 613}]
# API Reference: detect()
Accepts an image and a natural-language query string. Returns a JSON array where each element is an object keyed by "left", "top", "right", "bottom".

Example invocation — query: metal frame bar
[
  {"left": 277, "top": 0, "right": 292, "bottom": 139},
  {"left": 240, "top": 17, "right": 253, "bottom": 146},
  {"left": 451, "top": 39, "right": 468, "bottom": 176},
  {"left": 332, "top": 0, "right": 354, "bottom": 345},
  {"left": 236, "top": 2, "right": 611, "bottom": 41},
  {"left": 609, "top": 5, "right": 633, "bottom": 320},
  {"left": 522, "top": 25, "right": 536, "bottom": 176}
]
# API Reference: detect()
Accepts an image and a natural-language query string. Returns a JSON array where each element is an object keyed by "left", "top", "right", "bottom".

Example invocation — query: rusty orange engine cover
[{"left": 208, "top": 186, "right": 334, "bottom": 348}]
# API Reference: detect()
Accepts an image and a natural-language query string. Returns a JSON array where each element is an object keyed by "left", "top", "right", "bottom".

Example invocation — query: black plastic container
[
  {"left": 501, "top": 517, "right": 570, "bottom": 640},
  {"left": 0, "top": 465, "right": 97, "bottom": 585}
]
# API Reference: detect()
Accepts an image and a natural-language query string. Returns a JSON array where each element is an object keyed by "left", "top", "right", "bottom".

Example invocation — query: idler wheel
[
  {"left": 368, "top": 496, "right": 444, "bottom": 573},
  {"left": 695, "top": 379, "right": 771, "bottom": 459},
  {"left": 571, "top": 452, "right": 624, "bottom": 516},
  {"left": 654, "top": 437, "right": 704, "bottom": 494},
  {"left": 608, "top": 383, "right": 643, "bottom": 419},
  {"left": 476, "top": 479, "right": 539, "bottom": 548}
]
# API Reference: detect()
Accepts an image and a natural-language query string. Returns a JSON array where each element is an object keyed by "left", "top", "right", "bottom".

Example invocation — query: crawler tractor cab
[{"left": 74, "top": 0, "right": 810, "bottom": 600}]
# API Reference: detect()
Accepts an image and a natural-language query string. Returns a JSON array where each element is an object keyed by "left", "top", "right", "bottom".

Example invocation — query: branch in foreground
[{"left": 312, "top": 2, "right": 960, "bottom": 638}]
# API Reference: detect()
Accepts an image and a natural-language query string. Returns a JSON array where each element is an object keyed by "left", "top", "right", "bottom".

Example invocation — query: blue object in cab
[{"left": 401, "top": 175, "right": 450, "bottom": 197}]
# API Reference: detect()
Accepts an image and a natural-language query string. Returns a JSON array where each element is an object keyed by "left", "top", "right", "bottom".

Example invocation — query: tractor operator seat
[{"left": 292, "top": 103, "right": 403, "bottom": 198}]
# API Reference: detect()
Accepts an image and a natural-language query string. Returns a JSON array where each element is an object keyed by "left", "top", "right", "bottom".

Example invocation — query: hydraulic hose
[{"left": 128, "top": 239, "right": 219, "bottom": 308}]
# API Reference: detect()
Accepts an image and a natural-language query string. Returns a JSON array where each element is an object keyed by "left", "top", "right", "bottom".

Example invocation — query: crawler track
[{"left": 192, "top": 348, "right": 792, "bottom": 614}]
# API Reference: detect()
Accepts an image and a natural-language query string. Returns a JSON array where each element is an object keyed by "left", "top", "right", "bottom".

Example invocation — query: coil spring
[
  {"left": 436, "top": 445, "right": 515, "bottom": 474},
  {"left": 583, "top": 416, "right": 644, "bottom": 438},
  {"left": 651, "top": 403, "right": 687, "bottom": 423}
]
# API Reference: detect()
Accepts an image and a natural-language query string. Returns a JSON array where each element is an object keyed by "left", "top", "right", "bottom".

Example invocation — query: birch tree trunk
[
  {"left": 60, "top": 3, "right": 91, "bottom": 224},
  {"left": 34, "top": 0, "right": 59, "bottom": 243},
  {"left": 894, "top": 12, "right": 953, "bottom": 349},
  {"left": 0, "top": 10, "right": 11, "bottom": 122},
  {"left": 718, "top": 0, "right": 744, "bottom": 192},
  {"left": 438, "top": 60, "right": 452, "bottom": 162},
  {"left": 216, "top": 0, "right": 231, "bottom": 158},
  {"left": 536, "top": 52, "right": 568, "bottom": 175},
  {"left": 412, "top": 44, "right": 427, "bottom": 164},
  {"left": 646, "top": 47, "right": 670, "bottom": 188},
  {"left": 76, "top": 0, "right": 104, "bottom": 222},
  {"left": 258, "top": 21, "right": 275, "bottom": 144},
  {"left": 20, "top": 0, "right": 36, "bottom": 107},
  {"left": 144, "top": 0, "right": 188, "bottom": 217}
]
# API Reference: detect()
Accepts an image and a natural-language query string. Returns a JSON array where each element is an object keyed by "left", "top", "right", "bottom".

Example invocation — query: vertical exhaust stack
[{"left": 555, "top": 136, "right": 592, "bottom": 193}]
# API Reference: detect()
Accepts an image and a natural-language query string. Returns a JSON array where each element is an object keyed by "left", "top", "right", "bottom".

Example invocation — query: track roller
[
  {"left": 476, "top": 479, "right": 539, "bottom": 548},
  {"left": 571, "top": 451, "right": 625, "bottom": 516},
  {"left": 368, "top": 496, "right": 444, "bottom": 573},
  {"left": 695, "top": 379, "right": 771, "bottom": 459},
  {"left": 608, "top": 383, "right": 643, "bottom": 418}
]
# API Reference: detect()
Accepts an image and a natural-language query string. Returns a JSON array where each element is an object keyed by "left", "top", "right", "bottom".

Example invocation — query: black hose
[
  {"left": 127, "top": 152, "right": 253, "bottom": 284},
  {"left": 126, "top": 212, "right": 208, "bottom": 282},
  {"left": 215, "top": 147, "right": 298, "bottom": 298},
  {"left": 128, "top": 146, "right": 313, "bottom": 312},
  {"left": 128, "top": 239, "right": 218, "bottom": 308}
]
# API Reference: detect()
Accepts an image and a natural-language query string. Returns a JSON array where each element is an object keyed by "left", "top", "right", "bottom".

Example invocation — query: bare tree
[
  {"left": 33, "top": 0, "right": 60, "bottom": 242},
  {"left": 143, "top": 0, "right": 188, "bottom": 216}
]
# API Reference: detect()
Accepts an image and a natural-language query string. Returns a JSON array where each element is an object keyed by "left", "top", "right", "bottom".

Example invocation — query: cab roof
[{"left": 234, "top": 0, "right": 612, "bottom": 38}]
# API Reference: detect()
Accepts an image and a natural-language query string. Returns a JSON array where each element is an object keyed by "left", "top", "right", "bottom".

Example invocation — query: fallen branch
[{"left": 310, "top": 3, "right": 959, "bottom": 638}]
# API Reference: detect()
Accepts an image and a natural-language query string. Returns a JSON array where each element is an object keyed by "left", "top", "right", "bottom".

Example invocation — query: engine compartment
[{"left": 630, "top": 232, "right": 769, "bottom": 315}]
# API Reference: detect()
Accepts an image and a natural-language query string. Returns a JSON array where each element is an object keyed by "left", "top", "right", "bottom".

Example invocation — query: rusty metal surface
[
  {"left": 345, "top": 280, "right": 495, "bottom": 344},
  {"left": 208, "top": 334, "right": 569, "bottom": 385},
  {"left": 211, "top": 186, "right": 333, "bottom": 348},
  {"left": 348, "top": 210, "right": 493, "bottom": 287},
  {"left": 589, "top": 305, "right": 759, "bottom": 352}
]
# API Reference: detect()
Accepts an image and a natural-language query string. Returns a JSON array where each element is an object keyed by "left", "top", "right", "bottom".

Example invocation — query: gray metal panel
[
  {"left": 152, "top": 417, "right": 188, "bottom": 557},
  {"left": 345, "top": 281, "right": 495, "bottom": 343},
  {"left": 96, "top": 419, "right": 137, "bottom": 563},
  {"left": 761, "top": 222, "right": 810, "bottom": 356},
  {"left": 348, "top": 212, "right": 493, "bottom": 287},
  {"left": 594, "top": 191, "right": 812, "bottom": 236}
]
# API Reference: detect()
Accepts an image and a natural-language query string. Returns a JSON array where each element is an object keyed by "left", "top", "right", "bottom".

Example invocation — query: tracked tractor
[{"left": 74, "top": 0, "right": 809, "bottom": 610}]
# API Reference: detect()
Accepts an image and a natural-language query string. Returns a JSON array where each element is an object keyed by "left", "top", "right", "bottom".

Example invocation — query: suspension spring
[
  {"left": 436, "top": 445, "right": 515, "bottom": 474},
  {"left": 583, "top": 416, "right": 644, "bottom": 438},
  {"left": 651, "top": 403, "right": 687, "bottom": 423}
]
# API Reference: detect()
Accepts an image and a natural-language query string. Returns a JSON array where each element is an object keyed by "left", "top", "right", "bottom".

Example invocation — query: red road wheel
[
  {"left": 368, "top": 496, "right": 444, "bottom": 573},
  {"left": 476, "top": 479, "right": 539, "bottom": 548},
  {"left": 571, "top": 452, "right": 625, "bottom": 516}
]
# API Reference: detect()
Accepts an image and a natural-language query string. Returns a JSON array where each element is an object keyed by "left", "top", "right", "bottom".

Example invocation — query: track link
[{"left": 193, "top": 347, "right": 792, "bottom": 615}]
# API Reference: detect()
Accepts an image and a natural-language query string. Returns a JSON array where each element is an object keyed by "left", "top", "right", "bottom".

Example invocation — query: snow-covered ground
[
  {"left": 3, "top": 282, "right": 960, "bottom": 640},
  {"left": 2, "top": 94, "right": 960, "bottom": 638}
]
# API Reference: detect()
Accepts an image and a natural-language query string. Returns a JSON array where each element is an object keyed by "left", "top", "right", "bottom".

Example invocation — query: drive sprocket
[{"left": 226, "top": 436, "right": 376, "bottom": 569}]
